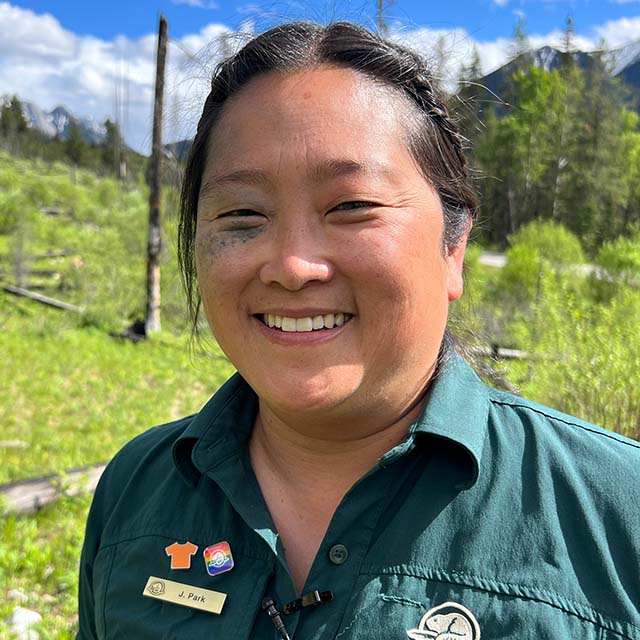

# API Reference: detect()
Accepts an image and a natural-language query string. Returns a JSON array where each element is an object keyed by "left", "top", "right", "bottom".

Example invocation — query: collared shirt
[{"left": 77, "top": 354, "right": 640, "bottom": 639}]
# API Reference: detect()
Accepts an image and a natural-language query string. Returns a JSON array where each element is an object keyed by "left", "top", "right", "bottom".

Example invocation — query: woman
[{"left": 78, "top": 22, "right": 640, "bottom": 639}]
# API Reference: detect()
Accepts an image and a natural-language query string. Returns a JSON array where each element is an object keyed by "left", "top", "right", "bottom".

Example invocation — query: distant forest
[
  {"left": 455, "top": 19, "right": 640, "bottom": 252},
  {"left": 1, "top": 18, "right": 639, "bottom": 254},
  {"left": 0, "top": 95, "right": 148, "bottom": 181}
]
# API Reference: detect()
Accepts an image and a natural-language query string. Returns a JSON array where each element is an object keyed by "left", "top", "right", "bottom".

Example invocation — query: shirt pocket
[
  {"left": 334, "top": 572, "right": 606, "bottom": 640},
  {"left": 96, "top": 534, "right": 270, "bottom": 640}
]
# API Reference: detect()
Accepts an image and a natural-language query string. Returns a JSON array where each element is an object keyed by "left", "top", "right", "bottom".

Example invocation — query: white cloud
[
  {"left": 0, "top": 2, "right": 637, "bottom": 154},
  {"left": 0, "top": 2, "right": 232, "bottom": 153},
  {"left": 171, "top": 0, "right": 219, "bottom": 8},
  {"left": 173, "top": 0, "right": 205, "bottom": 6},
  {"left": 492, "top": 0, "right": 510, "bottom": 7},
  {"left": 0, "top": 2, "right": 75, "bottom": 58},
  {"left": 594, "top": 16, "right": 640, "bottom": 47}
]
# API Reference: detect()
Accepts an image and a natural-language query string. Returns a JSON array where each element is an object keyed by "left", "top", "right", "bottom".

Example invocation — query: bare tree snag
[{"left": 145, "top": 15, "right": 168, "bottom": 335}]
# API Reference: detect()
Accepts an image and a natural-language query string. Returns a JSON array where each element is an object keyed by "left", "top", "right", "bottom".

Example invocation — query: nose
[{"left": 259, "top": 218, "right": 334, "bottom": 291}]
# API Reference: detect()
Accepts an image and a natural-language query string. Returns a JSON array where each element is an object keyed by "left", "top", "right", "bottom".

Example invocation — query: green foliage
[
  {"left": 595, "top": 226, "right": 640, "bottom": 280},
  {"left": 495, "top": 220, "right": 585, "bottom": 317},
  {"left": 506, "top": 273, "right": 640, "bottom": 439},
  {"left": 467, "top": 23, "right": 640, "bottom": 250},
  {"left": 507, "top": 219, "right": 585, "bottom": 264},
  {"left": 591, "top": 227, "right": 640, "bottom": 300},
  {"left": 0, "top": 495, "right": 91, "bottom": 639},
  {"left": 0, "top": 96, "right": 148, "bottom": 180},
  {"left": 0, "top": 153, "right": 188, "bottom": 332},
  {"left": 0, "top": 96, "right": 28, "bottom": 137},
  {"left": 0, "top": 151, "right": 234, "bottom": 633},
  {"left": 0, "top": 311, "right": 235, "bottom": 484}
]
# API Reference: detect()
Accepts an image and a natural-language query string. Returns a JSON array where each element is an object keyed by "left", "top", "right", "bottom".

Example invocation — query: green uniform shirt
[{"left": 78, "top": 355, "right": 640, "bottom": 639}]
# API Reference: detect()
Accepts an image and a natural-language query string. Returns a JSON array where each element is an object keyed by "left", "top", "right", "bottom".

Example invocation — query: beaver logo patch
[{"left": 406, "top": 601, "right": 480, "bottom": 640}]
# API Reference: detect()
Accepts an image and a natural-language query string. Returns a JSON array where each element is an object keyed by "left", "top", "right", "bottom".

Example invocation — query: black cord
[
  {"left": 262, "top": 597, "right": 292, "bottom": 640},
  {"left": 262, "top": 589, "right": 334, "bottom": 638}
]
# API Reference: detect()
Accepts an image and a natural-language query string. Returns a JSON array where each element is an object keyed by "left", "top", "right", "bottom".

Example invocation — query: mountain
[
  {"left": 613, "top": 41, "right": 640, "bottom": 108},
  {"left": 164, "top": 139, "right": 192, "bottom": 163},
  {"left": 476, "top": 41, "right": 640, "bottom": 111},
  {"left": 0, "top": 96, "right": 107, "bottom": 145}
]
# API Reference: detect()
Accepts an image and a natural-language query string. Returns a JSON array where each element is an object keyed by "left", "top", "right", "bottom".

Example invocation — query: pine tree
[{"left": 65, "top": 119, "right": 86, "bottom": 166}]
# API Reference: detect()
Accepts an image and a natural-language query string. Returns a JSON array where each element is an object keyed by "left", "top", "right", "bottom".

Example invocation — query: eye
[
  {"left": 331, "top": 201, "right": 375, "bottom": 211},
  {"left": 218, "top": 209, "right": 264, "bottom": 219}
]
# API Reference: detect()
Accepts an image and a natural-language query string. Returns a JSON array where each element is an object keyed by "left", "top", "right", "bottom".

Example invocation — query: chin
[{"left": 252, "top": 365, "right": 362, "bottom": 415}]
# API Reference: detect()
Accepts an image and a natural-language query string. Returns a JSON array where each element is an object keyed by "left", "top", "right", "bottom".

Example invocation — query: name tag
[{"left": 142, "top": 576, "right": 226, "bottom": 614}]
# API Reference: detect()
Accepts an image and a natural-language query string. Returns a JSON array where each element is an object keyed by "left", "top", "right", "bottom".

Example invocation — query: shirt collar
[
  {"left": 172, "top": 373, "right": 258, "bottom": 487},
  {"left": 410, "top": 352, "right": 490, "bottom": 489},
  {"left": 172, "top": 353, "right": 489, "bottom": 489}
]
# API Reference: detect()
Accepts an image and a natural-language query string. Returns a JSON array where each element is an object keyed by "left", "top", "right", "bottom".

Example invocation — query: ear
[{"left": 445, "top": 222, "right": 471, "bottom": 302}]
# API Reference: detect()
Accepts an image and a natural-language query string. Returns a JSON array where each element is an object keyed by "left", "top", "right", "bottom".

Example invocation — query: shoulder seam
[{"left": 489, "top": 398, "right": 640, "bottom": 450}]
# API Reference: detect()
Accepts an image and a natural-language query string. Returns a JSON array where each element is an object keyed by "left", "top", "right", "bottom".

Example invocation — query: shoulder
[
  {"left": 481, "top": 384, "right": 640, "bottom": 513},
  {"left": 89, "top": 415, "right": 197, "bottom": 523},
  {"left": 101, "top": 415, "right": 194, "bottom": 481},
  {"left": 487, "top": 385, "right": 640, "bottom": 456}
]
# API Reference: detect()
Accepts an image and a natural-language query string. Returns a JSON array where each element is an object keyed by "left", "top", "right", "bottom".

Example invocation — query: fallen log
[
  {"left": 0, "top": 463, "right": 106, "bottom": 515},
  {"left": 2, "top": 284, "right": 83, "bottom": 313}
]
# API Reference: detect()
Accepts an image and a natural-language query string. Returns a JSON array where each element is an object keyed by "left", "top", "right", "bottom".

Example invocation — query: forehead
[{"left": 204, "top": 65, "right": 422, "bottom": 181}]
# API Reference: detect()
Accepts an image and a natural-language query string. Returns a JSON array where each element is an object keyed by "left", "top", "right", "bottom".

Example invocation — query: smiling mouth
[{"left": 257, "top": 313, "right": 353, "bottom": 332}]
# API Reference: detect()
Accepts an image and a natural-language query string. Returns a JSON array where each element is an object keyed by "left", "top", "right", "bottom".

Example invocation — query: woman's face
[{"left": 195, "top": 66, "right": 468, "bottom": 426}]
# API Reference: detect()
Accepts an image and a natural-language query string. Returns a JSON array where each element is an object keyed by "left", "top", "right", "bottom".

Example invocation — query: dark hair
[{"left": 179, "top": 21, "right": 479, "bottom": 333}]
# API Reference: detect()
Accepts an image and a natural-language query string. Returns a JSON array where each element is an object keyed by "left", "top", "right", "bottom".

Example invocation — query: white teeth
[
  {"left": 262, "top": 313, "right": 352, "bottom": 332},
  {"left": 296, "top": 317, "right": 313, "bottom": 332},
  {"left": 281, "top": 317, "right": 297, "bottom": 332}
]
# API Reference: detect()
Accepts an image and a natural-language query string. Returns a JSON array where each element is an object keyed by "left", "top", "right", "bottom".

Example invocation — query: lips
[{"left": 259, "top": 313, "right": 353, "bottom": 332}]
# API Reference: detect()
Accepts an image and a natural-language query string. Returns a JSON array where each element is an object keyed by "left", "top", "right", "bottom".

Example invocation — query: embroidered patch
[{"left": 406, "top": 601, "right": 480, "bottom": 640}]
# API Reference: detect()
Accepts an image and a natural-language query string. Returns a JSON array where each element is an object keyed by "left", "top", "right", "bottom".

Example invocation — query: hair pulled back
[{"left": 179, "top": 21, "right": 478, "bottom": 330}]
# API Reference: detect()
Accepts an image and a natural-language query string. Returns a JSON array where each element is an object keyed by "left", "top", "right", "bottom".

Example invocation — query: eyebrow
[{"left": 199, "top": 159, "right": 392, "bottom": 198}]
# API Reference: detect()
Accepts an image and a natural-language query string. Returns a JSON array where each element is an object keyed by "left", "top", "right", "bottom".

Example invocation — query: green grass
[
  {"left": 0, "top": 303, "right": 235, "bottom": 485},
  {"left": 0, "top": 305, "right": 235, "bottom": 637},
  {"left": 0, "top": 494, "right": 91, "bottom": 639},
  {"left": 0, "top": 152, "right": 240, "bottom": 636}
]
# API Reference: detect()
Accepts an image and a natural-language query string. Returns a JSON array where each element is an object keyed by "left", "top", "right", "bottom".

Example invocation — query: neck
[
  {"left": 249, "top": 391, "right": 426, "bottom": 497},
  {"left": 248, "top": 387, "right": 430, "bottom": 594}
]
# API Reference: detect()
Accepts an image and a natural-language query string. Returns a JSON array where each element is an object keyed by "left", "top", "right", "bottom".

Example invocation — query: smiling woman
[{"left": 77, "top": 21, "right": 640, "bottom": 640}]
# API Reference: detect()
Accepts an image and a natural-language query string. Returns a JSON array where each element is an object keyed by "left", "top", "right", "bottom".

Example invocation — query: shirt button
[{"left": 328, "top": 544, "right": 348, "bottom": 565}]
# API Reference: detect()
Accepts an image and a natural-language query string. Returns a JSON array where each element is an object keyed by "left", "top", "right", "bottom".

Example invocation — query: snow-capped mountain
[
  {"left": 478, "top": 41, "right": 640, "bottom": 109},
  {"left": 0, "top": 97, "right": 107, "bottom": 145}
]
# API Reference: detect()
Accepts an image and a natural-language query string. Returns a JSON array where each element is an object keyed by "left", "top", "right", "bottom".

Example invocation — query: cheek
[
  {"left": 195, "top": 225, "right": 264, "bottom": 268},
  {"left": 195, "top": 226, "right": 265, "bottom": 298}
]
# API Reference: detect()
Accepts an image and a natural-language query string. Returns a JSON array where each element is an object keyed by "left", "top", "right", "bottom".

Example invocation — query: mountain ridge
[{"left": 1, "top": 96, "right": 107, "bottom": 145}]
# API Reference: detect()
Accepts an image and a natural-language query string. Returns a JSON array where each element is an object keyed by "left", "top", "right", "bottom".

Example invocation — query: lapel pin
[
  {"left": 203, "top": 541, "right": 234, "bottom": 577},
  {"left": 165, "top": 541, "right": 199, "bottom": 570}
]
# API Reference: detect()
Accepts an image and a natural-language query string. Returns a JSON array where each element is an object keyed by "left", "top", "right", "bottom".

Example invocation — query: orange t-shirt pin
[{"left": 165, "top": 541, "right": 199, "bottom": 570}]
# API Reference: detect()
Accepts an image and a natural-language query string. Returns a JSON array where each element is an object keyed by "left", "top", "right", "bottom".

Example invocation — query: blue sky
[
  {"left": 1, "top": 0, "right": 638, "bottom": 151},
  {"left": 5, "top": 0, "right": 640, "bottom": 42}
]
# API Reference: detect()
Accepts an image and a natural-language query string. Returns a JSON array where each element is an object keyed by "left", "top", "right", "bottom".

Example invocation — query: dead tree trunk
[{"left": 145, "top": 15, "right": 168, "bottom": 335}]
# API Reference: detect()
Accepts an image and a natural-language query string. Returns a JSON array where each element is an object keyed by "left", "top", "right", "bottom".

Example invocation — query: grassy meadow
[
  {"left": 0, "top": 153, "right": 235, "bottom": 637},
  {"left": 1, "top": 151, "right": 639, "bottom": 637}
]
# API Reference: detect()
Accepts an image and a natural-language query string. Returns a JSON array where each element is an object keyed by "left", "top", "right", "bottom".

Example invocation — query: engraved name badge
[{"left": 142, "top": 576, "right": 227, "bottom": 614}]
